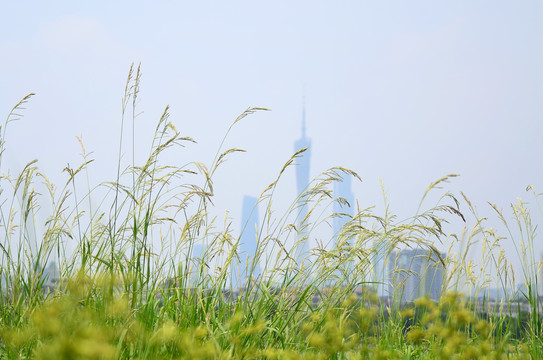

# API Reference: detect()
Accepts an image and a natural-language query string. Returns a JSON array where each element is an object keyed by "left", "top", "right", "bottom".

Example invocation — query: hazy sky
[{"left": 1, "top": 1, "right": 542, "bottom": 280}]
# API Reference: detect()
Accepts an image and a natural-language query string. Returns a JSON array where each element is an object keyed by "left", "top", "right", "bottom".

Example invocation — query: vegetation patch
[{"left": 0, "top": 66, "right": 541, "bottom": 359}]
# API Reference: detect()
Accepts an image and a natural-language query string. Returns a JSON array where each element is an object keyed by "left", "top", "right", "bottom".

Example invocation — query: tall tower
[
  {"left": 294, "top": 100, "right": 311, "bottom": 266},
  {"left": 232, "top": 195, "right": 260, "bottom": 290}
]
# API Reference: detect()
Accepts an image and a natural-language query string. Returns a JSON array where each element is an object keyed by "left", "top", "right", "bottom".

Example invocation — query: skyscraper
[
  {"left": 333, "top": 174, "right": 355, "bottom": 243},
  {"left": 374, "top": 244, "right": 394, "bottom": 299},
  {"left": 232, "top": 195, "right": 260, "bottom": 289},
  {"left": 42, "top": 261, "right": 60, "bottom": 291},
  {"left": 386, "top": 248, "right": 445, "bottom": 304},
  {"left": 189, "top": 242, "right": 204, "bottom": 286},
  {"left": 294, "top": 103, "right": 311, "bottom": 267},
  {"left": 332, "top": 175, "right": 355, "bottom": 285}
]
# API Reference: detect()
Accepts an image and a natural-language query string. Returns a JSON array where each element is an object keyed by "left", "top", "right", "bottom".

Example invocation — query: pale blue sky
[{"left": 1, "top": 1, "right": 542, "bottom": 280}]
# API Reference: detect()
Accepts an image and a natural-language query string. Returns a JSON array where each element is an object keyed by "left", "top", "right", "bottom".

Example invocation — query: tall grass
[{"left": 0, "top": 65, "right": 541, "bottom": 359}]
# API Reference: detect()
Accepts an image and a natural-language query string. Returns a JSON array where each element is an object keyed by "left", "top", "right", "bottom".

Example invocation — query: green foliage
[
  {"left": 0, "top": 285, "right": 536, "bottom": 359},
  {"left": 0, "top": 66, "right": 542, "bottom": 358}
]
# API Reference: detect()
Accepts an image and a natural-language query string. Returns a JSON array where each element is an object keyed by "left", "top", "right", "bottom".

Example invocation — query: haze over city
[{"left": 1, "top": 1, "right": 542, "bottom": 281}]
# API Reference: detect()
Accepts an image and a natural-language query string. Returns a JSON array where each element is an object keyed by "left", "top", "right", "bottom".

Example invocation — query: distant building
[
  {"left": 332, "top": 175, "right": 355, "bottom": 283},
  {"left": 294, "top": 104, "right": 311, "bottom": 267},
  {"left": 540, "top": 251, "right": 543, "bottom": 297},
  {"left": 42, "top": 261, "right": 60, "bottom": 292},
  {"left": 188, "top": 242, "right": 204, "bottom": 286},
  {"left": 377, "top": 248, "right": 445, "bottom": 304},
  {"left": 373, "top": 243, "right": 393, "bottom": 298},
  {"left": 231, "top": 195, "right": 260, "bottom": 289},
  {"left": 333, "top": 174, "right": 355, "bottom": 245}
]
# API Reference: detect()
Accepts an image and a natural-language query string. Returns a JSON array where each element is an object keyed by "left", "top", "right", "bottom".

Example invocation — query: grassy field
[{"left": 0, "top": 65, "right": 541, "bottom": 359}]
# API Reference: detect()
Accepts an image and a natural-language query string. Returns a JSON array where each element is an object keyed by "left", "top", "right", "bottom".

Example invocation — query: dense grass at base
[
  {"left": 1, "top": 65, "right": 542, "bottom": 358},
  {"left": 0, "top": 279, "right": 537, "bottom": 359}
]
